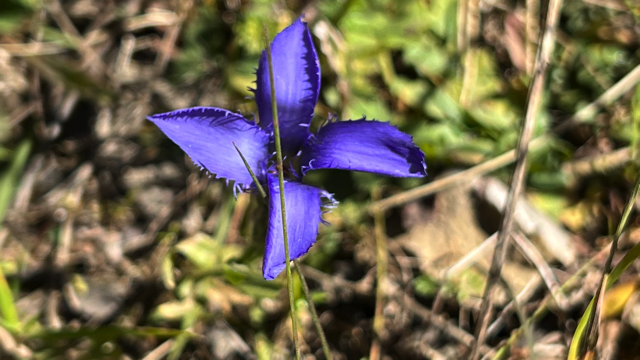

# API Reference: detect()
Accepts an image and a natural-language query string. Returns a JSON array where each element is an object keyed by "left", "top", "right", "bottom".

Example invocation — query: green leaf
[
  {"left": 175, "top": 232, "right": 242, "bottom": 270},
  {"left": 413, "top": 275, "right": 439, "bottom": 297}
]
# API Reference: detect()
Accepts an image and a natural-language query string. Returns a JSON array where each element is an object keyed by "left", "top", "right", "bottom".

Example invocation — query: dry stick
[
  {"left": 490, "top": 237, "right": 614, "bottom": 360},
  {"left": 141, "top": 340, "right": 175, "bottom": 360},
  {"left": 302, "top": 263, "right": 491, "bottom": 355},
  {"left": 155, "top": 2, "right": 192, "bottom": 74},
  {"left": 370, "top": 187, "right": 388, "bottom": 360},
  {"left": 8, "top": 102, "right": 36, "bottom": 128},
  {"left": 555, "top": 62, "right": 640, "bottom": 133},
  {"left": 468, "top": 0, "right": 564, "bottom": 358},
  {"left": 494, "top": 275, "right": 534, "bottom": 359},
  {"left": 526, "top": 0, "right": 540, "bottom": 75},
  {"left": 445, "top": 232, "right": 497, "bottom": 280},
  {"left": 485, "top": 273, "right": 543, "bottom": 339},
  {"left": 445, "top": 232, "right": 547, "bottom": 339},
  {"left": 263, "top": 25, "right": 301, "bottom": 360},
  {"left": 459, "top": 0, "right": 480, "bottom": 108},
  {"left": 562, "top": 146, "right": 630, "bottom": 180},
  {"left": 368, "top": 136, "right": 549, "bottom": 213},
  {"left": 46, "top": 0, "right": 104, "bottom": 75},
  {"left": 413, "top": 342, "right": 447, "bottom": 360},
  {"left": 511, "top": 231, "right": 569, "bottom": 310},
  {"left": 402, "top": 295, "right": 492, "bottom": 356},
  {"left": 370, "top": 59, "right": 640, "bottom": 215}
]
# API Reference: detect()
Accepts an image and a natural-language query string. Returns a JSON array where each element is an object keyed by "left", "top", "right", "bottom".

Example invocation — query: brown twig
[
  {"left": 485, "top": 273, "right": 543, "bottom": 339},
  {"left": 555, "top": 62, "right": 640, "bottom": 133},
  {"left": 459, "top": 0, "right": 480, "bottom": 108},
  {"left": 368, "top": 136, "right": 549, "bottom": 213},
  {"left": 445, "top": 233, "right": 497, "bottom": 280},
  {"left": 402, "top": 294, "right": 492, "bottom": 356},
  {"left": 154, "top": 1, "right": 193, "bottom": 74},
  {"left": 562, "top": 146, "right": 630, "bottom": 180},
  {"left": 468, "top": 0, "right": 564, "bottom": 358},
  {"left": 525, "top": 0, "right": 540, "bottom": 75},
  {"left": 491, "top": 238, "right": 613, "bottom": 360},
  {"left": 141, "top": 340, "right": 175, "bottom": 360},
  {"left": 47, "top": 0, "right": 104, "bottom": 77},
  {"left": 8, "top": 102, "right": 37, "bottom": 128}
]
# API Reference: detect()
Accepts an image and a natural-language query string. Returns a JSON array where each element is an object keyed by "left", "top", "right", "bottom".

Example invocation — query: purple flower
[{"left": 147, "top": 17, "right": 427, "bottom": 280}]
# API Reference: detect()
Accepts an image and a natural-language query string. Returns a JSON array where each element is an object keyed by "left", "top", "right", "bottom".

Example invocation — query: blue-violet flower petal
[
  {"left": 255, "top": 16, "right": 320, "bottom": 154},
  {"left": 300, "top": 119, "right": 427, "bottom": 177},
  {"left": 148, "top": 107, "right": 269, "bottom": 187},
  {"left": 263, "top": 173, "right": 323, "bottom": 280}
]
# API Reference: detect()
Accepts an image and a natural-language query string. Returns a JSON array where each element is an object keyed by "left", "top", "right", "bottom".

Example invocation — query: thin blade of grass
[
  {"left": 0, "top": 139, "right": 31, "bottom": 332},
  {"left": 263, "top": 24, "right": 301, "bottom": 360},
  {"left": 232, "top": 142, "right": 266, "bottom": 199},
  {"left": 568, "top": 173, "right": 640, "bottom": 359}
]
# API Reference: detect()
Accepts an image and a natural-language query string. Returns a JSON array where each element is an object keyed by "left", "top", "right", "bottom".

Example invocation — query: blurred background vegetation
[{"left": 1, "top": 0, "right": 640, "bottom": 359}]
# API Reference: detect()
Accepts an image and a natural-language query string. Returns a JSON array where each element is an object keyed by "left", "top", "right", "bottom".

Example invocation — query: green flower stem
[
  {"left": 263, "top": 24, "right": 301, "bottom": 360},
  {"left": 370, "top": 187, "right": 387, "bottom": 360}
]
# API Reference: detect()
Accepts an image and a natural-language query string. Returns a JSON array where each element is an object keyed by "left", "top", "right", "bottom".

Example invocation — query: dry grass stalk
[
  {"left": 370, "top": 59, "right": 640, "bottom": 215},
  {"left": 469, "top": 0, "right": 565, "bottom": 358}
]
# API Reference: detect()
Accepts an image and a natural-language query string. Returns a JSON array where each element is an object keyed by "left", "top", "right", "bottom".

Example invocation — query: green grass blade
[
  {"left": 568, "top": 173, "right": 640, "bottom": 359},
  {"left": 263, "top": 24, "right": 301, "bottom": 359},
  {"left": 0, "top": 140, "right": 31, "bottom": 222},
  {"left": 0, "top": 139, "right": 31, "bottom": 332},
  {"left": 232, "top": 141, "right": 266, "bottom": 199}
]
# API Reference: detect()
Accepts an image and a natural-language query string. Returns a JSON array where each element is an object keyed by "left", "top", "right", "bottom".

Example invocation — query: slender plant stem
[
  {"left": 263, "top": 25, "right": 300, "bottom": 360},
  {"left": 294, "top": 261, "right": 332, "bottom": 360},
  {"left": 469, "top": 0, "right": 563, "bottom": 358},
  {"left": 370, "top": 187, "right": 387, "bottom": 360}
]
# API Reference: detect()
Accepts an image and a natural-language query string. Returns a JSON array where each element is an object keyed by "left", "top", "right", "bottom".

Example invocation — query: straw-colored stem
[
  {"left": 469, "top": 0, "right": 564, "bottom": 358},
  {"left": 263, "top": 25, "right": 300, "bottom": 359}
]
